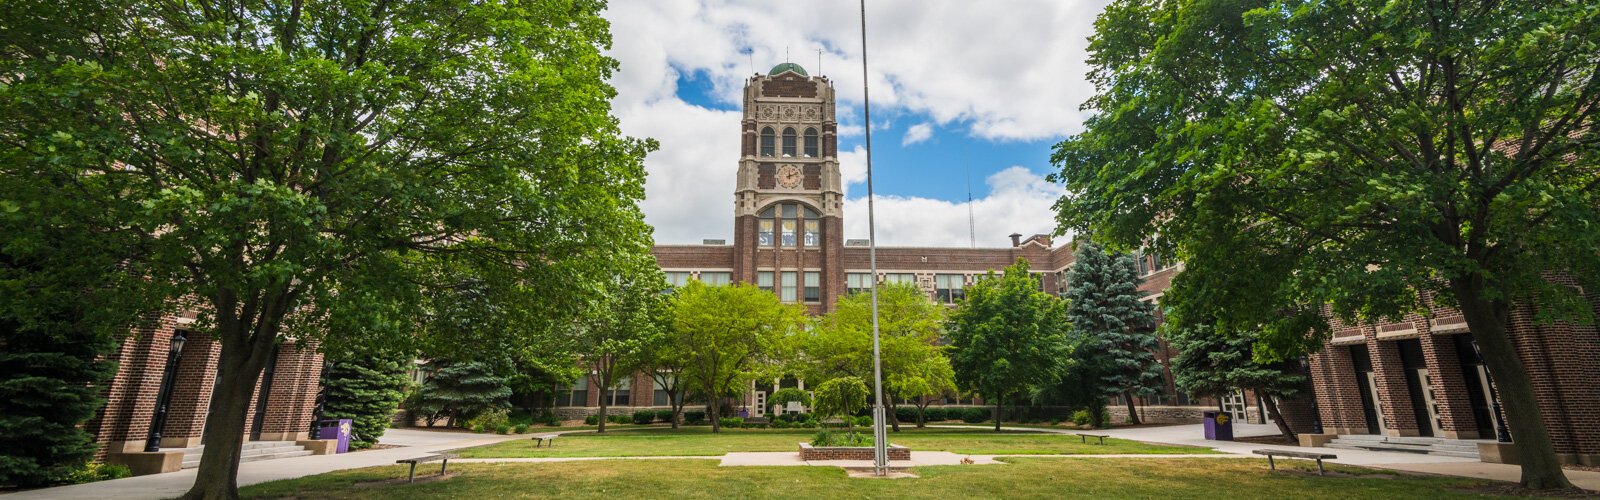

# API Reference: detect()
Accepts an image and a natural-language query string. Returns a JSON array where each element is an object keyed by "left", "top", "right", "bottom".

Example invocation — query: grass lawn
[
  {"left": 240, "top": 457, "right": 1509, "bottom": 499},
  {"left": 454, "top": 426, "right": 1213, "bottom": 458}
]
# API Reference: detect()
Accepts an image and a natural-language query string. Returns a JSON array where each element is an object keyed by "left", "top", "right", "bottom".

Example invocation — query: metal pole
[
  {"left": 145, "top": 330, "right": 187, "bottom": 452},
  {"left": 858, "top": 0, "right": 888, "bottom": 476}
]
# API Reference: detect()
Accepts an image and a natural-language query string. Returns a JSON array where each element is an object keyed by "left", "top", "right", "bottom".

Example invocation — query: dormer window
[
  {"left": 804, "top": 128, "right": 819, "bottom": 157},
  {"left": 760, "top": 127, "right": 775, "bottom": 157},
  {"left": 782, "top": 128, "right": 797, "bottom": 157}
]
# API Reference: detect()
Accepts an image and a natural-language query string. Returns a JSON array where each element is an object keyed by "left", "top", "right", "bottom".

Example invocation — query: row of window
[
  {"left": 758, "top": 271, "right": 822, "bottom": 302},
  {"left": 759, "top": 127, "right": 820, "bottom": 158},
  {"left": 664, "top": 271, "right": 732, "bottom": 288},
  {"left": 757, "top": 203, "right": 820, "bottom": 248},
  {"left": 553, "top": 375, "right": 705, "bottom": 407}
]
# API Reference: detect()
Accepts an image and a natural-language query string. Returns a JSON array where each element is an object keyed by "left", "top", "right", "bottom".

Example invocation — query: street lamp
[
  {"left": 145, "top": 330, "right": 188, "bottom": 452},
  {"left": 858, "top": 0, "right": 889, "bottom": 476}
]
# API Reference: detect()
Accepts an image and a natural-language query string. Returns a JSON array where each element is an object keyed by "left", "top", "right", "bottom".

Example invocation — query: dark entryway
[
  {"left": 1396, "top": 339, "right": 1439, "bottom": 437},
  {"left": 1349, "top": 344, "right": 1384, "bottom": 435},
  {"left": 1453, "top": 334, "right": 1499, "bottom": 439}
]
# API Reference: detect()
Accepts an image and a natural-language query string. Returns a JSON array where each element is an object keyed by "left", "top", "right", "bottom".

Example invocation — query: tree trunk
[
  {"left": 1260, "top": 391, "right": 1296, "bottom": 442},
  {"left": 993, "top": 403, "right": 1002, "bottom": 432},
  {"left": 888, "top": 403, "right": 901, "bottom": 432},
  {"left": 708, "top": 396, "right": 721, "bottom": 433},
  {"left": 1452, "top": 277, "right": 1573, "bottom": 489},
  {"left": 1123, "top": 391, "right": 1141, "bottom": 425},
  {"left": 179, "top": 327, "right": 275, "bottom": 500},
  {"left": 669, "top": 392, "right": 682, "bottom": 429},
  {"left": 915, "top": 402, "right": 927, "bottom": 428}
]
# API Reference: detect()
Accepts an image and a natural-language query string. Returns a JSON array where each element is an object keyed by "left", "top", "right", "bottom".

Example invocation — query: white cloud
[
  {"left": 842, "top": 166, "right": 1063, "bottom": 247},
  {"left": 602, "top": 1, "right": 1107, "bottom": 244},
  {"left": 902, "top": 122, "right": 934, "bottom": 146}
]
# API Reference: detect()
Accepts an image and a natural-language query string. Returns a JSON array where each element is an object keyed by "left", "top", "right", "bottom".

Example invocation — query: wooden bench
[
  {"left": 1077, "top": 433, "right": 1109, "bottom": 445},
  {"left": 530, "top": 434, "right": 560, "bottom": 448},
  {"left": 395, "top": 453, "right": 458, "bottom": 483},
  {"left": 1253, "top": 449, "right": 1337, "bottom": 476}
]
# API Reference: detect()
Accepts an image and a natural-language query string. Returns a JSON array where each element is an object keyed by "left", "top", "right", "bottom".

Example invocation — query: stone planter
[{"left": 798, "top": 443, "right": 911, "bottom": 461}]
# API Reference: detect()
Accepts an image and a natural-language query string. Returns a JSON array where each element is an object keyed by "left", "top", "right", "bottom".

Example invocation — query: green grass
[
  {"left": 454, "top": 426, "right": 1214, "bottom": 458},
  {"left": 240, "top": 458, "right": 1510, "bottom": 499}
]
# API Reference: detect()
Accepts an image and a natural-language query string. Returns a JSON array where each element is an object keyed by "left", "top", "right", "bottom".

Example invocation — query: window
[
  {"left": 652, "top": 374, "right": 674, "bottom": 406},
  {"left": 609, "top": 377, "right": 631, "bottom": 406},
  {"left": 1056, "top": 270, "right": 1070, "bottom": 297},
  {"left": 760, "top": 127, "right": 775, "bottom": 156},
  {"left": 758, "top": 271, "right": 774, "bottom": 292},
  {"left": 781, "top": 220, "right": 796, "bottom": 247},
  {"left": 698, "top": 272, "right": 731, "bottom": 286},
  {"left": 782, "top": 127, "right": 797, "bottom": 157},
  {"left": 804, "top": 128, "right": 819, "bottom": 157},
  {"left": 781, "top": 271, "right": 798, "bottom": 302},
  {"left": 759, "top": 219, "right": 774, "bottom": 247},
  {"left": 804, "top": 271, "right": 820, "bottom": 302},
  {"left": 664, "top": 271, "right": 693, "bottom": 288},
  {"left": 1031, "top": 272, "right": 1046, "bottom": 292},
  {"left": 935, "top": 274, "right": 965, "bottom": 304},
  {"left": 883, "top": 273, "right": 917, "bottom": 285},
  {"left": 556, "top": 376, "right": 589, "bottom": 407},
  {"left": 1150, "top": 253, "right": 1163, "bottom": 272},
  {"left": 803, "top": 220, "right": 819, "bottom": 247},
  {"left": 846, "top": 273, "right": 873, "bottom": 295}
]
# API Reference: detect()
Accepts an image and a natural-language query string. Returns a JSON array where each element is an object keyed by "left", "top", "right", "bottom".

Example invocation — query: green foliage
[
  {"left": 320, "top": 347, "right": 412, "bottom": 449},
  {"left": 1071, "top": 410, "right": 1093, "bottom": 426},
  {"left": 894, "top": 406, "right": 918, "bottom": 422},
  {"left": 464, "top": 408, "right": 511, "bottom": 434},
  {"left": 670, "top": 282, "right": 804, "bottom": 431},
  {"left": 0, "top": 315, "right": 118, "bottom": 487},
  {"left": 1168, "top": 321, "right": 1305, "bottom": 400},
  {"left": 804, "top": 283, "right": 957, "bottom": 424},
  {"left": 1048, "top": 242, "right": 1162, "bottom": 418},
  {"left": 580, "top": 256, "right": 669, "bottom": 433},
  {"left": 962, "top": 408, "right": 991, "bottom": 424},
  {"left": 683, "top": 411, "right": 707, "bottom": 425},
  {"left": 420, "top": 361, "right": 511, "bottom": 426},
  {"left": 718, "top": 417, "right": 744, "bottom": 428},
  {"left": 513, "top": 424, "right": 529, "bottom": 434},
  {"left": 948, "top": 260, "right": 1073, "bottom": 422},
  {"left": 63, "top": 463, "right": 131, "bottom": 485},
  {"left": 632, "top": 411, "right": 656, "bottom": 425},
  {"left": 654, "top": 410, "right": 675, "bottom": 423},
  {"left": 922, "top": 408, "right": 947, "bottom": 422},
  {"left": 609, "top": 414, "right": 630, "bottom": 425},
  {"left": 811, "top": 377, "right": 869, "bottom": 427},
  {"left": 810, "top": 430, "right": 872, "bottom": 447},
  {"left": 767, "top": 388, "right": 812, "bottom": 415},
  {"left": 584, "top": 415, "right": 600, "bottom": 426}
]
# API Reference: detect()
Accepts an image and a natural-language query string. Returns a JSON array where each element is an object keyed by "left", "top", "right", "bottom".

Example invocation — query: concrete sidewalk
[{"left": 0, "top": 429, "right": 529, "bottom": 500}]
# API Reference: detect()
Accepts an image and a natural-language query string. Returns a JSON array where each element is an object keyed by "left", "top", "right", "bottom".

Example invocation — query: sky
[{"left": 602, "top": 0, "right": 1113, "bottom": 247}]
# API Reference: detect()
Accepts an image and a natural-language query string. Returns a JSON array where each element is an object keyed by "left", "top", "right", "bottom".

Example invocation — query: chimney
[{"left": 1009, "top": 233, "right": 1023, "bottom": 247}]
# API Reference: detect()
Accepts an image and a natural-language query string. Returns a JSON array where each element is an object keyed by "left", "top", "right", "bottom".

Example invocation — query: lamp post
[
  {"left": 145, "top": 330, "right": 188, "bottom": 452},
  {"left": 858, "top": 0, "right": 889, "bottom": 476},
  {"left": 1470, "top": 340, "right": 1513, "bottom": 443}
]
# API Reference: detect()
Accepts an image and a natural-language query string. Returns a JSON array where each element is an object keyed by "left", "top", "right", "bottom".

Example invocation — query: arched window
[
  {"left": 782, "top": 128, "right": 797, "bottom": 157},
  {"left": 757, "top": 203, "right": 820, "bottom": 248},
  {"left": 803, "top": 128, "right": 819, "bottom": 157},
  {"left": 760, "top": 127, "right": 776, "bottom": 157}
]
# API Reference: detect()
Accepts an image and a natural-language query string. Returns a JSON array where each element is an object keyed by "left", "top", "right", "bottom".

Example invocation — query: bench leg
[
  {"left": 408, "top": 463, "right": 417, "bottom": 483},
  {"left": 1080, "top": 435, "right": 1086, "bottom": 444},
  {"left": 1316, "top": 459, "right": 1325, "bottom": 477},
  {"left": 1267, "top": 455, "right": 1275, "bottom": 470},
  {"left": 441, "top": 458, "right": 449, "bottom": 476}
]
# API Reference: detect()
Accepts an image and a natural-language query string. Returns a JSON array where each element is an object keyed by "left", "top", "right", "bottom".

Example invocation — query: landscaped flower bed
[{"left": 798, "top": 443, "right": 910, "bottom": 461}]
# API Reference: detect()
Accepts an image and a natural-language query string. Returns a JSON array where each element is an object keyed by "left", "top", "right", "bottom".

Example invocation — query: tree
[
  {"left": 948, "top": 260, "right": 1073, "bottom": 431},
  {"left": 767, "top": 388, "right": 812, "bottom": 416},
  {"left": 1167, "top": 320, "right": 1307, "bottom": 441},
  {"left": 319, "top": 346, "right": 411, "bottom": 450},
  {"left": 1053, "top": 0, "right": 1597, "bottom": 488},
  {"left": 803, "top": 282, "right": 956, "bottom": 431},
  {"left": 418, "top": 360, "right": 511, "bottom": 428},
  {"left": 0, "top": 1, "right": 654, "bottom": 497},
  {"left": 670, "top": 281, "right": 803, "bottom": 432},
  {"left": 578, "top": 258, "right": 669, "bottom": 433},
  {"left": 641, "top": 336, "right": 691, "bottom": 429},
  {"left": 811, "top": 376, "right": 869, "bottom": 431},
  {"left": 1061, "top": 241, "right": 1163, "bottom": 425}
]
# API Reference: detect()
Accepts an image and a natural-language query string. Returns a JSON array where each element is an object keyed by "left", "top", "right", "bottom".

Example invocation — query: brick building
[{"left": 89, "top": 309, "right": 326, "bottom": 475}]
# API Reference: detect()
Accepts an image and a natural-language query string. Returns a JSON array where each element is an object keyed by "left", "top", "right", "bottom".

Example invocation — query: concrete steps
[
  {"left": 172, "top": 441, "right": 314, "bottom": 469},
  {"left": 1324, "top": 434, "right": 1482, "bottom": 459}
]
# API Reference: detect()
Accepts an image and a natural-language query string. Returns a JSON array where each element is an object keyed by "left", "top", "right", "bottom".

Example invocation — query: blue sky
[{"left": 602, "top": 0, "right": 1111, "bottom": 246}]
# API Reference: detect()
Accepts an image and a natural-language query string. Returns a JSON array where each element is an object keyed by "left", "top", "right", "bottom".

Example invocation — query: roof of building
[{"left": 769, "top": 62, "right": 808, "bottom": 77}]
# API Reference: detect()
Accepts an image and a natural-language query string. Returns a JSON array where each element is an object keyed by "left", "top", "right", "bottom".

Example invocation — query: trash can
[
  {"left": 317, "top": 418, "right": 353, "bottom": 453},
  {"left": 1203, "top": 411, "right": 1233, "bottom": 441}
]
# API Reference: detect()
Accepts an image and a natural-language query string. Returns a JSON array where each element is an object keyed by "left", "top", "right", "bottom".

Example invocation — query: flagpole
[{"left": 858, "top": 0, "right": 889, "bottom": 477}]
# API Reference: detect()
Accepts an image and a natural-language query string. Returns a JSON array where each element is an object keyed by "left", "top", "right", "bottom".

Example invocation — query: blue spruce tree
[{"left": 1063, "top": 241, "right": 1164, "bottom": 425}]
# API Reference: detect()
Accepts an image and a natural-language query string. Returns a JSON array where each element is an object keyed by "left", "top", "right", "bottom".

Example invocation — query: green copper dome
[{"left": 768, "top": 62, "right": 808, "bottom": 77}]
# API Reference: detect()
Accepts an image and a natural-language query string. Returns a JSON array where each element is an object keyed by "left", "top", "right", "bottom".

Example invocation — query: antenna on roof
[
  {"left": 966, "top": 154, "right": 976, "bottom": 248},
  {"left": 747, "top": 49, "right": 754, "bottom": 75},
  {"left": 818, "top": 48, "right": 823, "bottom": 76},
  {"left": 786, "top": 46, "right": 791, "bottom": 63}
]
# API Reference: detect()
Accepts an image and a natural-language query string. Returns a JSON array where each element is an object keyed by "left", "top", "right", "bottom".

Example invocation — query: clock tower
[{"left": 732, "top": 63, "right": 845, "bottom": 312}]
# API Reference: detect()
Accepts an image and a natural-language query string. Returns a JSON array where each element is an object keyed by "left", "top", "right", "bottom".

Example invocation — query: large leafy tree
[
  {"left": 948, "top": 260, "right": 1072, "bottom": 431},
  {"left": 1053, "top": 0, "right": 1598, "bottom": 488},
  {"left": 804, "top": 282, "right": 955, "bottom": 431},
  {"left": 0, "top": 0, "right": 653, "bottom": 497},
  {"left": 670, "top": 281, "right": 802, "bottom": 432},
  {"left": 1062, "top": 241, "right": 1163, "bottom": 425},
  {"left": 578, "top": 257, "right": 668, "bottom": 433},
  {"left": 1167, "top": 320, "right": 1307, "bottom": 440}
]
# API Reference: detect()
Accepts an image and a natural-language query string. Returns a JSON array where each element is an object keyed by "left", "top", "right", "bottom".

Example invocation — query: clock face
[{"left": 778, "top": 165, "right": 802, "bottom": 188}]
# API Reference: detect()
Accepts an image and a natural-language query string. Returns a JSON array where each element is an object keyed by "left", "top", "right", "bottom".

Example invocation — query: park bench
[
  {"left": 531, "top": 434, "right": 560, "bottom": 448},
  {"left": 1077, "top": 433, "right": 1109, "bottom": 445},
  {"left": 395, "top": 453, "right": 458, "bottom": 483},
  {"left": 1253, "top": 449, "right": 1337, "bottom": 476}
]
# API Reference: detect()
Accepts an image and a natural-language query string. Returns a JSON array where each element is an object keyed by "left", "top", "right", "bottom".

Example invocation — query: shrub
[
  {"left": 584, "top": 415, "right": 599, "bottom": 426},
  {"left": 513, "top": 424, "right": 529, "bottom": 433},
  {"left": 922, "top": 408, "right": 946, "bottom": 422},
  {"left": 495, "top": 424, "right": 511, "bottom": 435},
  {"left": 608, "top": 414, "right": 629, "bottom": 424},
  {"left": 654, "top": 409, "right": 675, "bottom": 423},
  {"left": 962, "top": 407, "right": 990, "bottom": 423},
  {"left": 811, "top": 430, "right": 871, "bottom": 447},
  {"left": 772, "top": 421, "right": 790, "bottom": 429},
  {"left": 470, "top": 423, "right": 486, "bottom": 433},
  {"left": 893, "top": 406, "right": 917, "bottom": 422},
  {"left": 544, "top": 417, "right": 563, "bottom": 426},
  {"left": 463, "top": 408, "right": 510, "bottom": 432},
  {"left": 632, "top": 411, "right": 655, "bottom": 425},
  {"left": 684, "top": 411, "right": 707, "bottom": 425},
  {"left": 62, "top": 463, "right": 131, "bottom": 485},
  {"left": 852, "top": 415, "right": 873, "bottom": 427},
  {"left": 718, "top": 417, "right": 744, "bottom": 428}
]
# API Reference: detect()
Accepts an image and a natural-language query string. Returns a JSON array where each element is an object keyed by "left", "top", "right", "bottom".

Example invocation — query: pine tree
[
  {"left": 1168, "top": 321, "right": 1307, "bottom": 440},
  {"left": 1062, "top": 241, "right": 1163, "bottom": 425},
  {"left": 418, "top": 361, "right": 511, "bottom": 428},
  {"left": 319, "top": 349, "right": 412, "bottom": 449},
  {"left": 0, "top": 316, "right": 116, "bottom": 487}
]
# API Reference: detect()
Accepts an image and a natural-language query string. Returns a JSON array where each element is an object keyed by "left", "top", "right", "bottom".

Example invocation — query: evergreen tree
[
  {"left": 1062, "top": 241, "right": 1163, "bottom": 425},
  {"left": 0, "top": 316, "right": 116, "bottom": 487},
  {"left": 418, "top": 361, "right": 511, "bottom": 428},
  {"left": 319, "top": 349, "right": 412, "bottom": 449},
  {"left": 1168, "top": 320, "right": 1307, "bottom": 440}
]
